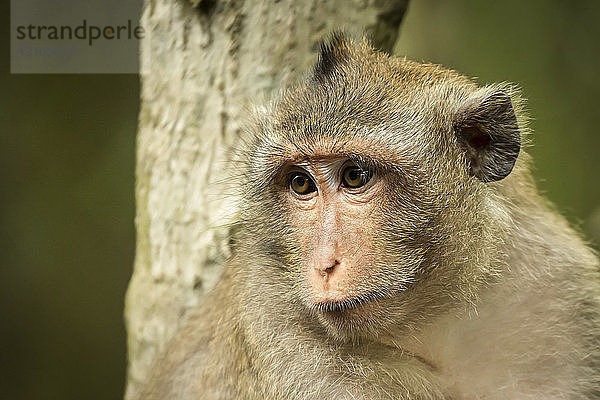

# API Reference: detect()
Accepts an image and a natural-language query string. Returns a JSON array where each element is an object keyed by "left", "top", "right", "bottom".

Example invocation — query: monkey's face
[
  {"left": 263, "top": 149, "right": 438, "bottom": 340},
  {"left": 282, "top": 157, "right": 387, "bottom": 306},
  {"left": 240, "top": 36, "right": 521, "bottom": 341}
]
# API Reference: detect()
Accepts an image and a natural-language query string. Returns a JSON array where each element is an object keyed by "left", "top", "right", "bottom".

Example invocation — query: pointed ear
[{"left": 454, "top": 87, "right": 521, "bottom": 183}]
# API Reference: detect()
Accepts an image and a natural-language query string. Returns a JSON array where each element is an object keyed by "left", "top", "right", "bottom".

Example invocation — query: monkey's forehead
[
  {"left": 243, "top": 119, "right": 432, "bottom": 185},
  {"left": 262, "top": 71, "right": 464, "bottom": 164},
  {"left": 267, "top": 46, "right": 477, "bottom": 140},
  {"left": 252, "top": 79, "right": 468, "bottom": 176},
  {"left": 264, "top": 134, "right": 413, "bottom": 169}
]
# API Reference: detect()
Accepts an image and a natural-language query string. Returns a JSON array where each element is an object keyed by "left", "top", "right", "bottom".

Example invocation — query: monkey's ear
[{"left": 454, "top": 88, "right": 521, "bottom": 182}]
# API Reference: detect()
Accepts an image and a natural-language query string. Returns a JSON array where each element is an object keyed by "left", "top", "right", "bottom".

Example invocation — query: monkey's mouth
[{"left": 312, "top": 291, "right": 386, "bottom": 313}]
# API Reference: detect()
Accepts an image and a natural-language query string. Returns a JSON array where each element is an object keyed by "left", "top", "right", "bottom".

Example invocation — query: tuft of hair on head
[{"left": 312, "top": 31, "right": 353, "bottom": 83}]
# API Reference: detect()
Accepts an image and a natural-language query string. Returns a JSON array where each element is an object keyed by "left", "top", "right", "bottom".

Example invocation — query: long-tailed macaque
[{"left": 138, "top": 34, "right": 600, "bottom": 399}]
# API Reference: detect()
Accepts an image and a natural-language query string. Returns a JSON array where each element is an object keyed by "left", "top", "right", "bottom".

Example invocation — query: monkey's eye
[
  {"left": 289, "top": 172, "right": 317, "bottom": 195},
  {"left": 341, "top": 164, "right": 372, "bottom": 189}
]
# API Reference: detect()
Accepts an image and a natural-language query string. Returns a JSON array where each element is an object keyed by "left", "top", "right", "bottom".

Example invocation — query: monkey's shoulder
[{"left": 139, "top": 286, "right": 246, "bottom": 399}]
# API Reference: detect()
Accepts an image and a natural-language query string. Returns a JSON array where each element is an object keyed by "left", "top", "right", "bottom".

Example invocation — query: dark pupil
[
  {"left": 348, "top": 169, "right": 359, "bottom": 182},
  {"left": 295, "top": 176, "right": 306, "bottom": 187}
]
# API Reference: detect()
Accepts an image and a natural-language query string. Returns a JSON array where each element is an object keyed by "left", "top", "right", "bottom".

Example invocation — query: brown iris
[
  {"left": 342, "top": 164, "right": 372, "bottom": 188},
  {"left": 290, "top": 172, "right": 316, "bottom": 195}
]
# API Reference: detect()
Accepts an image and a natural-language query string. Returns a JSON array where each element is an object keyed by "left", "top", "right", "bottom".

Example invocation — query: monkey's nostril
[
  {"left": 315, "top": 260, "right": 339, "bottom": 278},
  {"left": 323, "top": 259, "right": 340, "bottom": 274}
]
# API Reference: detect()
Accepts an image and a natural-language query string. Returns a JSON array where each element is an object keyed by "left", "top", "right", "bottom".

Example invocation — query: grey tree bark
[{"left": 125, "top": 0, "right": 409, "bottom": 398}]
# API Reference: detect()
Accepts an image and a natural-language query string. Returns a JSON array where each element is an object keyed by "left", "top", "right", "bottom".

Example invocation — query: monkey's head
[{"left": 238, "top": 34, "right": 522, "bottom": 341}]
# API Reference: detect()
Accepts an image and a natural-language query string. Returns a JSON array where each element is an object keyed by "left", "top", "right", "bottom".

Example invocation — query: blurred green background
[{"left": 2, "top": 1, "right": 599, "bottom": 400}]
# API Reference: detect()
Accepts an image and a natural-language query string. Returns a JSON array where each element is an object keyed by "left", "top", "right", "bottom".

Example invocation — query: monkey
[{"left": 137, "top": 33, "right": 600, "bottom": 400}]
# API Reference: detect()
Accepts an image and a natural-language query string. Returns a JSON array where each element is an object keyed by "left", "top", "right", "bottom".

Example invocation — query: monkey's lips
[{"left": 311, "top": 291, "right": 386, "bottom": 313}]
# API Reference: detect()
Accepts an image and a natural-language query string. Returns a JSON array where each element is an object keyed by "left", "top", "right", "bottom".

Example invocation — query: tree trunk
[{"left": 125, "top": 0, "right": 408, "bottom": 398}]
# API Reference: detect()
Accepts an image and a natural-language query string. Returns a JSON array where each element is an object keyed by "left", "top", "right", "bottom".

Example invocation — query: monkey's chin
[{"left": 309, "top": 292, "right": 388, "bottom": 340}]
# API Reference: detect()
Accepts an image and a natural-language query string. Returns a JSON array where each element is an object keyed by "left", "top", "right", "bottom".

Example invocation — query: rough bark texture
[{"left": 125, "top": 0, "right": 408, "bottom": 398}]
